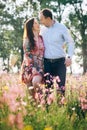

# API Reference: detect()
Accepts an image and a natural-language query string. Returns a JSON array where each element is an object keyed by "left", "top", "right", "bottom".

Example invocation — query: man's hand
[{"left": 65, "top": 57, "right": 72, "bottom": 67}]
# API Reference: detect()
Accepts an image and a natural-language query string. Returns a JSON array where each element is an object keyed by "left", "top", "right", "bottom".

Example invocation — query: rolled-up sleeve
[{"left": 63, "top": 25, "right": 75, "bottom": 58}]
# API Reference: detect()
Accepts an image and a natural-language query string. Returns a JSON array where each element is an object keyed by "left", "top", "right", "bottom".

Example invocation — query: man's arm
[{"left": 62, "top": 24, "right": 75, "bottom": 66}]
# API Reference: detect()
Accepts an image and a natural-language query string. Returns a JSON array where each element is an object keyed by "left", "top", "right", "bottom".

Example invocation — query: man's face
[{"left": 39, "top": 13, "right": 48, "bottom": 26}]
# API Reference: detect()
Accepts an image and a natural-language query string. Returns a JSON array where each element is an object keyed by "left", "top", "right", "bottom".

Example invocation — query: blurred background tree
[{"left": 0, "top": 0, "right": 87, "bottom": 74}]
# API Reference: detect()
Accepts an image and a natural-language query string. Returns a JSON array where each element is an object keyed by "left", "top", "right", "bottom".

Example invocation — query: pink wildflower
[
  {"left": 47, "top": 93, "right": 54, "bottom": 105},
  {"left": 16, "top": 113, "right": 24, "bottom": 130},
  {"left": 60, "top": 96, "right": 66, "bottom": 105},
  {"left": 79, "top": 97, "right": 87, "bottom": 110},
  {"left": 8, "top": 114, "right": 16, "bottom": 126},
  {"left": 55, "top": 76, "right": 61, "bottom": 82}
]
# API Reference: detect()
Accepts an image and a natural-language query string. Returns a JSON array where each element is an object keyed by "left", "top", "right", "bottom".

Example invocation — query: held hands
[{"left": 65, "top": 57, "right": 72, "bottom": 67}]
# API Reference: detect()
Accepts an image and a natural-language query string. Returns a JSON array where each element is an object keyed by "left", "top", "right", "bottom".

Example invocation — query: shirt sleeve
[{"left": 62, "top": 25, "right": 75, "bottom": 58}]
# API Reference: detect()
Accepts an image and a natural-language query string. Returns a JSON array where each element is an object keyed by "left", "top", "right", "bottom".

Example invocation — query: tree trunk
[
  {"left": 82, "top": 43, "right": 87, "bottom": 74},
  {"left": 80, "top": 24, "right": 87, "bottom": 74}
]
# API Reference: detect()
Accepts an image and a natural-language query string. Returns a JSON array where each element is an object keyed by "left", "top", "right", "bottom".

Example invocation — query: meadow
[{"left": 0, "top": 71, "right": 87, "bottom": 130}]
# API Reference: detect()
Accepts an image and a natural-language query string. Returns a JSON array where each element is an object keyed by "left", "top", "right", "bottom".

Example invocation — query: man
[{"left": 39, "top": 8, "right": 74, "bottom": 92}]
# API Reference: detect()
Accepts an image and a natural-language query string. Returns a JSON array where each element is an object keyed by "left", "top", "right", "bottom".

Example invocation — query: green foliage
[
  {"left": 0, "top": 0, "right": 87, "bottom": 73},
  {"left": 0, "top": 73, "right": 87, "bottom": 130},
  {"left": 0, "top": 0, "right": 41, "bottom": 70},
  {"left": 0, "top": 123, "right": 12, "bottom": 130}
]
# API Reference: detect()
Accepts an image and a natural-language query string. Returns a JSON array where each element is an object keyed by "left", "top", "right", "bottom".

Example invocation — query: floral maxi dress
[{"left": 21, "top": 35, "right": 44, "bottom": 84}]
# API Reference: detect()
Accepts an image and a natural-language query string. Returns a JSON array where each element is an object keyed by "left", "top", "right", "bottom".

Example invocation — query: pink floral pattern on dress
[{"left": 21, "top": 35, "right": 44, "bottom": 84}]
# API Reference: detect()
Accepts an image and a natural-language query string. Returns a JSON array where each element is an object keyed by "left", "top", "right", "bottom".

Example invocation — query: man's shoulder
[
  {"left": 55, "top": 21, "right": 68, "bottom": 30},
  {"left": 55, "top": 21, "right": 66, "bottom": 27}
]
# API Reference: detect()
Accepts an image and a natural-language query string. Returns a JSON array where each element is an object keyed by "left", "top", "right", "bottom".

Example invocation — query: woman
[{"left": 21, "top": 17, "right": 44, "bottom": 89}]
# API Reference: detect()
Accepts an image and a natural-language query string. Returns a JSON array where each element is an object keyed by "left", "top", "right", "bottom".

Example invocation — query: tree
[
  {"left": 1, "top": 0, "right": 86, "bottom": 73},
  {"left": 0, "top": 0, "right": 40, "bottom": 71},
  {"left": 63, "top": 0, "right": 87, "bottom": 74}
]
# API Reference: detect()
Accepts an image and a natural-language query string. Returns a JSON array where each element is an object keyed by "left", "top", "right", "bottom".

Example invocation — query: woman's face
[{"left": 32, "top": 19, "right": 40, "bottom": 32}]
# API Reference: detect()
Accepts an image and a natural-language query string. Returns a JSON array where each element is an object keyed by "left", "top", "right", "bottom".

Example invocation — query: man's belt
[{"left": 44, "top": 57, "right": 65, "bottom": 63}]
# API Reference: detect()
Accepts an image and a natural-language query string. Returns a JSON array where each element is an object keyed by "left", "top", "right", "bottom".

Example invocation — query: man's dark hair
[{"left": 41, "top": 8, "right": 53, "bottom": 19}]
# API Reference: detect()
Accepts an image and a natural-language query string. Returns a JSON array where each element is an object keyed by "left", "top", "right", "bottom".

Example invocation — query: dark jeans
[{"left": 44, "top": 57, "right": 66, "bottom": 87}]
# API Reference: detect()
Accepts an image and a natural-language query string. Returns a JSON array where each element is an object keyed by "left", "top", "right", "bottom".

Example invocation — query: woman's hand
[{"left": 32, "top": 67, "right": 38, "bottom": 75}]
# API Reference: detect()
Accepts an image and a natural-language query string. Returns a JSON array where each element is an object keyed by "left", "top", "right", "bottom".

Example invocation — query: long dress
[{"left": 21, "top": 35, "right": 44, "bottom": 84}]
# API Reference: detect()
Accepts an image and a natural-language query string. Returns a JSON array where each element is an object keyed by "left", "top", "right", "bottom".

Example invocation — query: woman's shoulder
[
  {"left": 56, "top": 21, "right": 68, "bottom": 30},
  {"left": 23, "top": 38, "right": 29, "bottom": 45},
  {"left": 23, "top": 37, "right": 29, "bottom": 42}
]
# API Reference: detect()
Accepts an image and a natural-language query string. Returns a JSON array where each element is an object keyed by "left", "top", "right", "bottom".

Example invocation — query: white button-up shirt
[{"left": 40, "top": 21, "right": 75, "bottom": 59}]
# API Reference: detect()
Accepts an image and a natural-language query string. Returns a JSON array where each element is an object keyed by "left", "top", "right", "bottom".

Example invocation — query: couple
[{"left": 21, "top": 8, "right": 74, "bottom": 94}]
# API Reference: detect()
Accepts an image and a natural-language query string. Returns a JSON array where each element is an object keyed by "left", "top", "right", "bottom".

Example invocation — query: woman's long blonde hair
[{"left": 23, "top": 23, "right": 27, "bottom": 39}]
